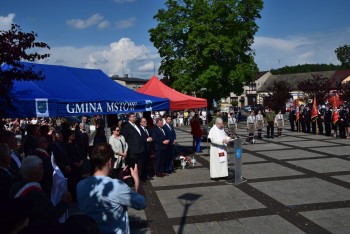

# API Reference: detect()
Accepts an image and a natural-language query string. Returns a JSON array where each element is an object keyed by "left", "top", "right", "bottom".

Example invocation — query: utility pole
[
  {"left": 122, "top": 60, "right": 124, "bottom": 75},
  {"left": 153, "top": 60, "right": 156, "bottom": 75}
]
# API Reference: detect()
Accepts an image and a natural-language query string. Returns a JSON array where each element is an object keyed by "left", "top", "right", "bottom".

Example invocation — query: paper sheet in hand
[{"left": 218, "top": 148, "right": 227, "bottom": 163}]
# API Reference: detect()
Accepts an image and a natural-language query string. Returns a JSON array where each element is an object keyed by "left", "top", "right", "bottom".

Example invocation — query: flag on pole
[
  {"left": 311, "top": 97, "right": 318, "bottom": 122},
  {"left": 295, "top": 97, "right": 300, "bottom": 121},
  {"left": 332, "top": 95, "right": 339, "bottom": 124}
]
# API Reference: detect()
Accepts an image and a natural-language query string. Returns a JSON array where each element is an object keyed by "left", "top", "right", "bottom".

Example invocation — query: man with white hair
[
  {"left": 207, "top": 118, "right": 232, "bottom": 181},
  {"left": 9, "top": 155, "right": 71, "bottom": 224}
]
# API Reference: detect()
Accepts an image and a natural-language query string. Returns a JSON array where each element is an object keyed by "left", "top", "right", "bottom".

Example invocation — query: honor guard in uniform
[
  {"left": 304, "top": 106, "right": 311, "bottom": 133},
  {"left": 299, "top": 105, "right": 306, "bottom": 132},
  {"left": 227, "top": 112, "right": 237, "bottom": 136},
  {"left": 324, "top": 105, "right": 332, "bottom": 136},
  {"left": 345, "top": 107, "right": 350, "bottom": 139},
  {"left": 289, "top": 107, "right": 296, "bottom": 132},
  {"left": 317, "top": 105, "right": 325, "bottom": 135},
  {"left": 256, "top": 110, "right": 264, "bottom": 139},
  {"left": 338, "top": 105, "right": 346, "bottom": 138},
  {"left": 246, "top": 111, "right": 256, "bottom": 143},
  {"left": 275, "top": 110, "right": 284, "bottom": 137},
  {"left": 265, "top": 107, "right": 276, "bottom": 138}
]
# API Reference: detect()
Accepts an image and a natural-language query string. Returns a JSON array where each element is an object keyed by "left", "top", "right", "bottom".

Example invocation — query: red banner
[
  {"left": 332, "top": 96, "right": 339, "bottom": 124},
  {"left": 311, "top": 97, "right": 318, "bottom": 121},
  {"left": 295, "top": 97, "right": 300, "bottom": 121}
]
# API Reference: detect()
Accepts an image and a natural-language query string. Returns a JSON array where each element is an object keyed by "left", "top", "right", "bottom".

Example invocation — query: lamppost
[{"left": 177, "top": 193, "right": 202, "bottom": 234}]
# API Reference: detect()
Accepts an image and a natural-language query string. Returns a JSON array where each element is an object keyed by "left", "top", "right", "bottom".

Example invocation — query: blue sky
[{"left": 1, "top": 0, "right": 350, "bottom": 79}]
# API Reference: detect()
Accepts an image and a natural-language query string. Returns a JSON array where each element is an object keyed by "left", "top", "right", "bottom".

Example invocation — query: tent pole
[
  {"left": 206, "top": 107, "right": 210, "bottom": 155},
  {"left": 104, "top": 114, "right": 108, "bottom": 136}
]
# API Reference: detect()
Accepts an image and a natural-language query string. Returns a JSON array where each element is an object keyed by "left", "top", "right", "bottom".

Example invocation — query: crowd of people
[
  {"left": 168, "top": 109, "right": 207, "bottom": 126},
  {"left": 289, "top": 104, "right": 350, "bottom": 138},
  {"left": 0, "top": 114, "right": 150, "bottom": 233},
  {"left": 1, "top": 110, "right": 206, "bottom": 233},
  {"left": 223, "top": 103, "right": 350, "bottom": 143},
  {"left": 2, "top": 102, "right": 349, "bottom": 232}
]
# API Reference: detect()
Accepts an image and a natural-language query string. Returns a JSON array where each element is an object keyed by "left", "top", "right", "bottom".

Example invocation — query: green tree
[
  {"left": 0, "top": 24, "right": 50, "bottom": 115},
  {"left": 149, "top": 0, "right": 263, "bottom": 103},
  {"left": 340, "top": 81, "right": 350, "bottom": 103},
  {"left": 335, "top": 44, "right": 350, "bottom": 68},
  {"left": 263, "top": 80, "right": 291, "bottom": 112},
  {"left": 297, "top": 74, "right": 331, "bottom": 104}
]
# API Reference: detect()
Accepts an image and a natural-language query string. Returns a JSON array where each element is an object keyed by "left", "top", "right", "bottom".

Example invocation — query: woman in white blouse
[{"left": 109, "top": 125, "right": 128, "bottom": 177}]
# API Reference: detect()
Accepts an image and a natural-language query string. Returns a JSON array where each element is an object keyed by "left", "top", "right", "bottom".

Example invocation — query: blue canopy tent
[{"left": 1, "top": 62, "right": 169, "bottom": 118}]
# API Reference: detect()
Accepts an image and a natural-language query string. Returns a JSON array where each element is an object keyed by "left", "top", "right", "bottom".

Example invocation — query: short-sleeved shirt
[
  {"left": 77, "top": 176, "right": 146, "bottom": 234},
  {"left": 265, "top": 111, "right": 276, "bottom": 122}
]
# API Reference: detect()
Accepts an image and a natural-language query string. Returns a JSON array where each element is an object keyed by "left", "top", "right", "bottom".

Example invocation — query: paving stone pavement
[{"left": 72, "top": 121, "right": 350, "bottom": 234}]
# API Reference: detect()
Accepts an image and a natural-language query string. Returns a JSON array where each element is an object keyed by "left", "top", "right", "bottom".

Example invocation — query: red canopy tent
[{"left": 137, "top": 76, "right": 207, "bottom": 110}]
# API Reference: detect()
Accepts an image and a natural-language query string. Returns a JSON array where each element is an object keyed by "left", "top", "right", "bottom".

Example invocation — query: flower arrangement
[{"left": 174, "top": 155, "right": 196, "bottom": 169}]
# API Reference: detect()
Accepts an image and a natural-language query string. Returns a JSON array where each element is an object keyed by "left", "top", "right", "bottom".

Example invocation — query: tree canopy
[
  {"left": 0, "top": 24, "right": 50, "bottom": 114},
  {"left": 264, "top": 80, "right": 291, "bottom": 112},
  {"left": 270, "top": 63, "right": 341, "bottom": 75},
  {"left": 341, "top": 81, "right": 350, "bottom": 103},
  {"left": 335, "top": 44, "right": 350, "bottom": 68},
  {"left": 297, "top": 74, "right": 331, "bottom": 104},
  {"left": 149, "top": 0, "right": 263, "bottom": 102}
]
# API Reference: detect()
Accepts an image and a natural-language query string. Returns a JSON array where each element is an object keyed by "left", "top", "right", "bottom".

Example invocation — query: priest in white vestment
[{"left": 208, "top": 118, "right": 231, "bottom": 180}]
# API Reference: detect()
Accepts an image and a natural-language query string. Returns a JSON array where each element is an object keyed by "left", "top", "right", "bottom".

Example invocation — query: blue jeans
[{"left": 195, "top": 137, "right": 201, "bottom": 152}]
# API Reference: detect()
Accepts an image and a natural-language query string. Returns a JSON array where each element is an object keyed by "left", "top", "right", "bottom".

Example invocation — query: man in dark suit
[
  {"left": 52, "top": 132, "right": 72, "bottom": 178},
  {"left": 338, "top": 105, "right": 346, "bottom": 138},
  {"left": 33, "top": 136, "right": 53, "bottom": 198},
  {"left": 122, "top": 113, "right": 145, "bottom": 178},
  {"left": 300, "top": 105, "right": 306, "bottom": 133},
  {"left": 151, "top": 118, "right": 170, "bottom": 177},
  {"left": 139, "top": 117, "right": 153, "bottom": 183},
  {"left": 162, "top": 114, "right": 176, "bottom": 174},
  {"left": 288, "top": 107, "right": 296, "bottom": 132}
]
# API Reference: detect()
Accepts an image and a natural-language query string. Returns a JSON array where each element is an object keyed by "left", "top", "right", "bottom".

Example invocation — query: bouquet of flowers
[{"left": 174, "top": 155, "right": 196, "bottom": 169}]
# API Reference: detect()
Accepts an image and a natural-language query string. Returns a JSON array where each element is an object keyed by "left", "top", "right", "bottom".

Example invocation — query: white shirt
[
  {"left": 247, "top": 116, "right": 256, "bottom": 124},
  {"left": 228, "top": 117, "right": 236, "bottom": 125},
  {"left": 165, "top": 123, "right": 172, "bottom": 131},
  {"left": 129, "top": 121, "right": 141, "bottom": 135},
  {"left": 141, "top": 126, "right": 149, "bottom": 136},
  {"left": 160, "top": 127, "right": 166, "bottom": 136},
  {"left": 256, "top": 114, "right": 263, "bottom": 121}
]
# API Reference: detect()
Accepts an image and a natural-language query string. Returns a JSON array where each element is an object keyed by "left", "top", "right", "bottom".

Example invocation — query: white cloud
[
  {"left": 253, "top": 36, "right": 312, "bottom": 51},
  {"left": 98, "top": 20, "right": 110, "bottom": 30},
  {"left": 0, "top": 13, "right": 15, "bottom": 30},
  {"left": 138, "top": 61, "right": 156, "bottom": 72},
  {"left": 115, "top": 17, "right": 136, "bottom": 29},
  {"left": 66, "top": 13, "right": 107, "bottom": 29},
  {"left": 42, "top": 38, "right": 161, "bottom": 79},
  {"left": 252, "top": 29, "right": 350, "bottom": 71}
]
